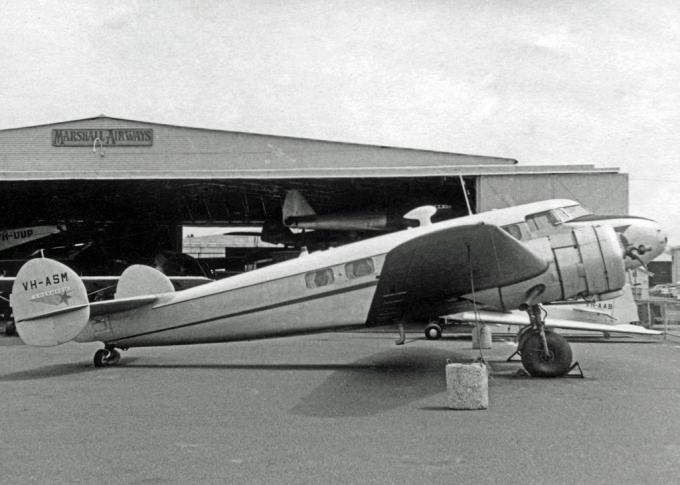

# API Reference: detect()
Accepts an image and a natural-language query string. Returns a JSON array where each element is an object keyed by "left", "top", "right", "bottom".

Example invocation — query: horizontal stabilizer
[
  {"left": 450, "top": 310, "right": 662, "bottom": 336},
  {"left": 90, "top": 295, "right": 159, "bottom": 317},
  {"left": 10, "top": 258, "right": 90, "bottom": 346}
]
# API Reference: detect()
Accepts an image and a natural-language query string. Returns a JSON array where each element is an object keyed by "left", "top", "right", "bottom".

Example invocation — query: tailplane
[{"left": 10, "top": 258, "right": 90, "bottom": 346}]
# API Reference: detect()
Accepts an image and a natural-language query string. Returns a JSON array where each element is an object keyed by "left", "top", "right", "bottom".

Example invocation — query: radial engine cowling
[
  {"left": 473, "top": 225, "right": 627, "bottom": 309},
  {"left": 545, "top": 225, "right": 627, "bottom": 301}
]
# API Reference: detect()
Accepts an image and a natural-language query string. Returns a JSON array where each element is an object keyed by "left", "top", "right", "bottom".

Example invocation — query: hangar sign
[{"left": 52, "top": 128, "right": 153, "bottom": 146}]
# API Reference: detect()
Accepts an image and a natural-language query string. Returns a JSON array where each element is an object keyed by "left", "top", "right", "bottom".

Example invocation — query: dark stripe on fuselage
[{"left": 110, "top": 279, "right": 379, "bottom": 343}]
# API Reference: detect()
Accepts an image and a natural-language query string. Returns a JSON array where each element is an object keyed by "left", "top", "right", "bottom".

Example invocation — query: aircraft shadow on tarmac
[{"left": 290, "top": 347, "right": 463, "bottom": 418}]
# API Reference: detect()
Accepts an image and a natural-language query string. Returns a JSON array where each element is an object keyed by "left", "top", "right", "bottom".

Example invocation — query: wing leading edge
[
  {"left": 366, "top": 224, "right": 549, "bottom": 325},
  {"left": 450, "top": 310, "right": 662, "bottom": 336}
]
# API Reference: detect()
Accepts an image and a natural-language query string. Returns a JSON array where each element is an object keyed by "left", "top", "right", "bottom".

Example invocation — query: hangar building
[{"left": 0, "top": 115, "right": 628, "bottom": 275}]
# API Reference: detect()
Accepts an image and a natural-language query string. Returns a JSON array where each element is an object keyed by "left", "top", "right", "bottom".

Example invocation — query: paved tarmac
[{"left": 1, "top": 330, "right": 679, "bottom": 484}]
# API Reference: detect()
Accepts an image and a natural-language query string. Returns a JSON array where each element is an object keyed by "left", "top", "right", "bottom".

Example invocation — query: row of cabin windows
[{"left": 304, "top": 257, "right": 375, "bottom": 289}]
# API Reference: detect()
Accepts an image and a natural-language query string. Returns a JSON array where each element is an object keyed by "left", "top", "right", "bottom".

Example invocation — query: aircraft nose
[{"left": 618, "top": 218, "right": 667, "bottom": 270}]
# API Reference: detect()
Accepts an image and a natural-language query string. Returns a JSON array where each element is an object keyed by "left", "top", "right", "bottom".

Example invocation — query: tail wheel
[
  {"left": 424, "top": 323, "right": 442, "bottom": 340},
  {"left": 520, "top": 331, "right": 572, "bottom": 378}
]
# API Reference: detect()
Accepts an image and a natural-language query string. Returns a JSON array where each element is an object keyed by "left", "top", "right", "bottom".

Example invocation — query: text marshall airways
[{"left": 52, "top": 128, "right": 153, "bottom": 146}]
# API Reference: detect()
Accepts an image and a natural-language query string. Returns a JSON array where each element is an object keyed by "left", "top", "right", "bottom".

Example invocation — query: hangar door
[{"left": 476, "top": 173, "right": 628, "bottom": 215}]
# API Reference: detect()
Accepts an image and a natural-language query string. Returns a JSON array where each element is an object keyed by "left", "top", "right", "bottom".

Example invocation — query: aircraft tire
[
  {"left": 520, "top": 331, "right": 572, "bottom": 378},
  {"left": 4, "top": 321, "right": 16, "bottom": 336},
  {"left": 93, "top": 349, "right": 109, "bottom": 367},
  {"left": 424, "top": 323, "right": 442, "bottom": 340},
  {"left": 94, "top": 348, "right": 120, "bottom": 367},
  {"left": 107, "top": 349, "right": 121, "bottom": 365}
]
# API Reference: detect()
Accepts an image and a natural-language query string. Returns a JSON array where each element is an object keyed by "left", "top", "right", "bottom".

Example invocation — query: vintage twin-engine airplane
[
  {"left": 282, "top": 189, "right": 408, "bottom": 232},
  {"left": 281, "top": 189, "right": 452, "bottom": 233},
  {"left": 9, "top": 199, "right": 666, "bottom": 377}
]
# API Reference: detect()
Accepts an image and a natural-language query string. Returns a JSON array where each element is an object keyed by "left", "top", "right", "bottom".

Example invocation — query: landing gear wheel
[
  {"left": 424, "top": 323, "right": 442, "bottom": 340},
  {"left": 93, "top": 348, "right": 121, "bottom": 367},
  {"left": 520, "top": 331, "right": 572, "bottom": 378},
  {"left": 107, "top": 349, "right": 121, "bottom": 365}
]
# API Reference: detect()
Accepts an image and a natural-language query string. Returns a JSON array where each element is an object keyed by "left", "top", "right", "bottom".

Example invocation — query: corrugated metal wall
[{"left": 477, "top": 173, "right": 629, "bottom": 215}]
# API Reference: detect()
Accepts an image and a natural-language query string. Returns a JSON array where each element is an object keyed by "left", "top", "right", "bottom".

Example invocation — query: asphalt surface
[{"left": 1, "top": 330, "right": 679, "bottom": 484}]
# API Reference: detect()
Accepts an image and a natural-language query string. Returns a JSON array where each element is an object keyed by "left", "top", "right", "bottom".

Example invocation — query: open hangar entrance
[{"left": 0, "top": 175, "right": 477, "bottom": 277}]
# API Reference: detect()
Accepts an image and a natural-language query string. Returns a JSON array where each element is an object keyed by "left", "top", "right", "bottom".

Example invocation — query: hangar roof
[{"left": 0, "top": 115, "right": 619, "bottom": 180}]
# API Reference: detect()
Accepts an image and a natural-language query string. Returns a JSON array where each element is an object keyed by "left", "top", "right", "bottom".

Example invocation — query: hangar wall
[
  {"left": 0, "top": 116, "right": 516, "bottom": 179},
  {"left": 477, "top": 173, "right": 629, "bottom": 215}
]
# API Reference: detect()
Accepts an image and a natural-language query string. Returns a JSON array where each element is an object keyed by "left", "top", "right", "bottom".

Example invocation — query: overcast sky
[{"left": 2, "top": 1, "right": 680, "bottom": 242}]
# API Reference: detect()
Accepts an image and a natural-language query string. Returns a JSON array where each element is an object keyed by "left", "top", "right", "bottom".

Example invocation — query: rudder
[
  {"left": 10, "top": 258, "right": 90, "bottom": 346},
  {"left": 282, "top": 190, "right": 316, "bottom": 225}
]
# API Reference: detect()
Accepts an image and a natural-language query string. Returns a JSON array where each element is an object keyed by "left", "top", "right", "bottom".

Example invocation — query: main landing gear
[
  {"left": 516, "top": 305, "right": 574, "bottom": 378},
  {"left": 93, "top": 346, "right": 122, "bottom": 367}
]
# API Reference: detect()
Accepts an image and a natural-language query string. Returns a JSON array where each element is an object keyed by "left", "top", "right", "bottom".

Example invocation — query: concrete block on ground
[
  {"left": 471, "top": 324, "right": 492, "bottom": 349},
  {"left": 446, "top": 362, "right": 488, "bottom": 410}
]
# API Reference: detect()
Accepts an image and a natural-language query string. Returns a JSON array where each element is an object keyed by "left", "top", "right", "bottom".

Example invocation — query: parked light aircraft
[
  {"left": 282, "top": 189, "right": 452, "bottom": 233},
  {"left": 8, "top": 199, "right": 666, "bottom": 377},
  {"left": 0, "top": 225, "right": 64, "bottom": 253}
]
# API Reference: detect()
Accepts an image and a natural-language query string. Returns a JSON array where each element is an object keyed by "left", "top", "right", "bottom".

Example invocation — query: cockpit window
[
  {"left": 526, "top": 204, "right": 591, "bottom": 232},
  {"left": 560, "top": 204, "right": 590, "bottom": 220},
  {"left": 525, "top": 211, "right": 561, "bottom": 232},
  {"left": 502, "top": 223, "right": 523, "bottom": 240}
]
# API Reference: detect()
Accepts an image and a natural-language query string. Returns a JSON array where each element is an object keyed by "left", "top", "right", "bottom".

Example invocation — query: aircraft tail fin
[
  {"left": 282, "top": 190, "right": 316, "bottom": 224},
  {"left": 10, "top": 258, "right": 90, "bottom": 347},
  {"left": 608, "top": 284, "right": 641, "bottom": 325},
  {"left": 115, "top": 265, "right": 175, "bottom": 299}
]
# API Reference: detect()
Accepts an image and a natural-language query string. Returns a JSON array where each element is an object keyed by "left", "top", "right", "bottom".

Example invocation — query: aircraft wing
[
  {"left": 450, "top": 310, "right": 662, "bottom": 336},
  {"left": 366, "top": 224, "right": 549, "bottom": 325}
]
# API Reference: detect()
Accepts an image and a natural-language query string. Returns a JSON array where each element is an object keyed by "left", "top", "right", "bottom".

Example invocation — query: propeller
[{"left": 620, "top": 232, "right": 652, "bottom": 270}]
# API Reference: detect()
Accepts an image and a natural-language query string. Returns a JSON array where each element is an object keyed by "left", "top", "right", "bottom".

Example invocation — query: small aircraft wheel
[
  {"left": 93, "top": 349, "right": 110, "bottom": 367},
  {"left": 94, "top": 348, "right": 120, "bottom": 367},
  {"left": 107, "top": 348, "right": 121, "bottom": 365},
  {"left": 424, "top": 323, "right": 442, "bottom": 340},
  {"left": 520, "top": 331, "right": 572, "bottom": 378},
  {"left": 603, "top": 332, "right": 611, "bottom": 340}
]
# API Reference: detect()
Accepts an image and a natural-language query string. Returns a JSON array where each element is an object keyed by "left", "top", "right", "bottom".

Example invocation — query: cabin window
[
  {"left": 345, "top": 258, "right": 374, "bottom": 279},
  {"left": 305, "top": 268, "right": 335, "bottom": 288}
]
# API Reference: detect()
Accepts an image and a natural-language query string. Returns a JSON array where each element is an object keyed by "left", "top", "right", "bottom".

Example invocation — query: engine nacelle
[{"left": 468, "top": 225, "right": 627, "bottom": 310}]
